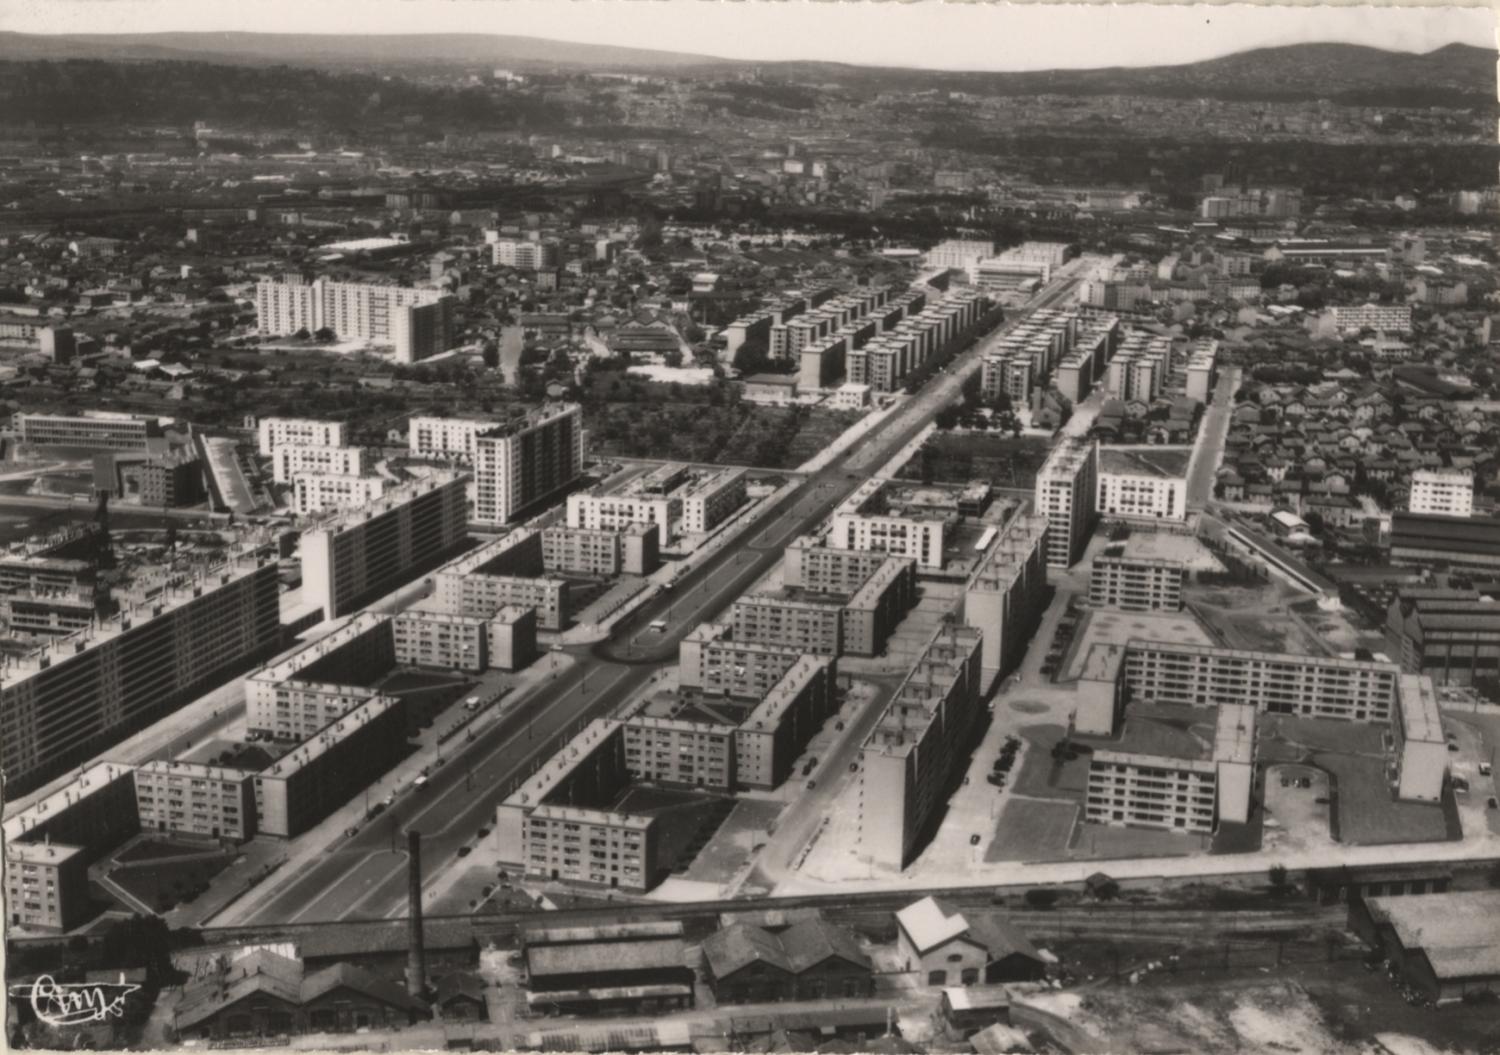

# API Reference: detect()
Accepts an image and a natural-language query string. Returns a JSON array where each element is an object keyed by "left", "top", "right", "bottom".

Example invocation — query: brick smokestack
[{"left": 406, "top": 829, "right": 426, "bottom": 998}]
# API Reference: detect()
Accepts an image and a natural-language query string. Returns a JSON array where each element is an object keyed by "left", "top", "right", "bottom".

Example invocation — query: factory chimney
[{"left": 406, "top": 829, "right": 426, "bottom": 998}]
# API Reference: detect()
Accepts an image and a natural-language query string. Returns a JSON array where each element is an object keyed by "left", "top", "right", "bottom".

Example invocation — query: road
[
  {"left": 1186, "top": 365, "right": 1240, "bottom": 510},
  {"left": 236, "top": 275, "right": 1082, "bottom": 924}
]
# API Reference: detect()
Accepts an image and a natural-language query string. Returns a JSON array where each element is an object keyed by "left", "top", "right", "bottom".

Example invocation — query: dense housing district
[{"left": 3, "top": 24, "right": 1500, "bottom": 1055}]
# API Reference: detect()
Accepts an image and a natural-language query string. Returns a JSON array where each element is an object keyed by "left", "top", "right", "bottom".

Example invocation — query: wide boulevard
[{"left": 237, "top": 275, "right": 1082, "bottom": 924}]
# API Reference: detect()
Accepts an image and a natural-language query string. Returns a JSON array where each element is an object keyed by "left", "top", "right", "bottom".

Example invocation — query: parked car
[
  {"left": 1488, "top": 798, "right": 1499, "bottom": 810},
  {"left": 969, "top": 834, "right": 981, "bottom": 846}
]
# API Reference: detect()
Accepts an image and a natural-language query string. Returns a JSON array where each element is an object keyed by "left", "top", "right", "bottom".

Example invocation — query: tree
[
  {"left": 314, "top": 327, "right": 336, "bottom": 342},
  {"left": 293, "top": 327, "right": 310, "bottom": 341},
  {"left": 1268, "top": 864, "right": 1291, "bottom": 898},
  {"left": 1024, "top": 888, "right": 1060, "bottom": 910}
]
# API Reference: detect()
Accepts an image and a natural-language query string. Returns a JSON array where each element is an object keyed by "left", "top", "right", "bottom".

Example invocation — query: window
[{"left": 927, "top": 970, "right": 947, "bottom": 985}]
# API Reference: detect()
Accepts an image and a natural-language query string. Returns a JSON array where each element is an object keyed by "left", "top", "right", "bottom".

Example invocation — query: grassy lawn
[
  {"left": 1314, "top": 752, "right": 1455, "bottom": 845},
  {"left": 584, "top": 399, "right": 861, "bottom": 470},
  {"left": 986, "top": 798, "right": 1078, "bottom": 862},
  {"left": 110, "top": 853, "right": 235, "bottom": 913}
]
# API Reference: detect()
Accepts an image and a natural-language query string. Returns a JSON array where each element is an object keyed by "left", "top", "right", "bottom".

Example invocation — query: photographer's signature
[{"left": 8, "top": 975, "right": 140, "bottom": 1027}]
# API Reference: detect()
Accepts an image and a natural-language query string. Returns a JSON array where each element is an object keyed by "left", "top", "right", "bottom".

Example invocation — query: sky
[{"left": 0, "top": 1, "right": 1493, "bottom": 72}]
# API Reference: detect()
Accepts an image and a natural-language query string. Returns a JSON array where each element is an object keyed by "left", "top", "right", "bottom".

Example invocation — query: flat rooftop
[
  {"left": 1076, "top": 609, "right": 1216, "bottom": 654},
  {"left": 1365, "top": 891, "right": 1500, "bottom": 976},
  {"left": 1096, "top": 702, "right": 1217, "bottom": 764},
  {"left": 1397, "top": 674, "right": 1445, "bottom": 745},
  {"left": 1099, "top": 447, "right": 1191, "bottom": 479},
  {"left": 1119, "top": 531, "right": 1198, "bottom": 564},
  {"left": 3, "top": 761, "right": 137, "bottom": 844}
]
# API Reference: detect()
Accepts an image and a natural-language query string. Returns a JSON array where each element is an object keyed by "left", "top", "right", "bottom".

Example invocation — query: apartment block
[
  {"left": 678, "top": 468, "right": 749, "bottom": 536},
  {"left": 782, "top": 537, "right": 891, "bottom": 594},
  {"left": 487, "top": 605, "right": 538, "bottom": 672},
  {"left": 0, "top": 554, "right": 280, "bottom": 798},
  {"left": 1089, "top": 555, "right": 1186, "bottom": 612},
  {"left": 857, "top": 625, "right": 984, "bottom": 871},
  {"left": 677, "top": 623, "right": 807, "bottom": 698},
  {"left": 255, "top": 274, "right": 454, "bottom": 364},
  {"left": 18, "top": 411, "right": 161, "bottom": 452},
  {"left": 1184, "top": 339, "right": 1219, "bottom": 403},
  {"left": 1097, "top": 449, "right": 1186, "bottom": 522},
  {"left": 734, "top": 655, "right": 838, "bottom": 789},
  {"left": 246, "top": 613, "right": 396, "bottom": 739},
  {"left": 1103, "top": 331, "right": 1172, "bottom": 403},
  {"left": 829, "top": 478, "right": 946, "bottom": 569},
  {"left": 492, "top": 238, "right": 561, "bottom": 270},
  {"left": 3, "top": 761, "right": 141, "bottom": 931},
  {"left": 474, "top": 404, "right": 585, "bottom": 525},
  {"left": 542, "top": 523, "right": 659, "bottom": 577},
  {"left": 1084, "top": 702, "right": 1255, "bottom": 835},
  {"left": 622, "top": 718, "right": 737, "bottom": 791},
  {"left": 495, "top": 721, "right": 663, "bottom": 892},
  {"left": 731, "top": 596, "right": 842, "bottom": 656},
  {"left": 255, "top": 693, "right": 408, "bottom": 838},
  {"left": 393, "top": 610, "right": 492, "bottom": 673},
  {"left": 1328, "top": 303, "right": 1413, "bottom": 335},
  {"left": 430, "top": 530, "right": 569, "bottom": 630},
  {"left": 133, "top": 760, "right": 258, "bottom": 841},
  {"left": 1385, "top": 586, "right": 1500, "bottom": 687},
  {"left": 963, "top": 514, "right": 1049, "bottom": 677},
  {"left": 256, "top": 417, "right": 347, "bottom": 456},
  {"left": 407, "top": 415, "right": 497, "bottom": 462},
  {"left": 1034, "top": 437, "right": 1099, "bottom": 568},
  {"left": 272, "top": 443, "right": 373, "bottom": 484},
  {"left": 1408, "top": 469, "right": 1474, "bottom": 518},
  {"left": 292, "top": 473, "right": 388, "bottom": 516},
  {"left": 299, "top": 472, "right": 467, "bottom": 619},
  {"left": 1122, "top": 640, "right": 1402, "bottom": 724},
  {"left": 1393, "top": 674, "right": 1448, "bottom": 802}
]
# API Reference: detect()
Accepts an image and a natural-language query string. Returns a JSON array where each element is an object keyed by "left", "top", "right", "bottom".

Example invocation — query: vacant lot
[
  {"left": 585, "top": 401, "right": 861, "bottom": 470},
  {"left": 987, "top": 798, "right": 1077, "bottom": 862},
  {"left": 897, "top": 432, "right": 1052, "bottom": 487}
]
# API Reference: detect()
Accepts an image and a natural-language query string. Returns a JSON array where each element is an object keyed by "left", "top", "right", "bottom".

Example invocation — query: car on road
[
  {"left": 648, "top": 618, "right": 669, "bottom": 632},
  {"left": 457, "top": 846, "right": 471, "bottom": 857},
  {"left": 550, "top": 642, "right": 565, "bottom": 652},
  {"left": 1448, "top": 743, "right": 1460, "bottom": 753},
  {"left": 969, "top": 834, "right": 981, "bottom": 846},
  {"left": 848, "top": 762, "right": 858, "bottom": 773},
  {"left": 806, "top": 780, "right": 817, "bottom": 790},
  {"left": 414, "top": 776, "right": 429, "bottom": 791},
  {"left": 464, "top": 697, "right": 483, "bottom": 711},
  {"left": 1482, "top": 762, "right": 1493, "bottom": 776},
  {"left": 368, "top": 803, "right": 386, "bottom": 818},
  {"left": 1489, "top": 797, "right": 1499, "bottom": 810}
]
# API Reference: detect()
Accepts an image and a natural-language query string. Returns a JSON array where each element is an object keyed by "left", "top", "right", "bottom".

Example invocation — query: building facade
[{"left": 474, "top": 405, "right": 585, "bottom": 525}]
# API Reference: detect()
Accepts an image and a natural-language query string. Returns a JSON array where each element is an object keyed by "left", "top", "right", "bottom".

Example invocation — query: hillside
[{"left": 0, "top": 33, "right": 1490, "bottom": 106}]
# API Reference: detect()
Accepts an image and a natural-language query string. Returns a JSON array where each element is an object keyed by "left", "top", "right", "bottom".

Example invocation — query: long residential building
[
  {"left": 567, "top": 464, "right": 747, "bottom": 546},
  {"left": 256, "top": 417, "right": 348, "bottom": 456},
  {"left": 429, "top": 530, "right": 568, "bottom": 630},
  {"left": 299, "top": 472, "right": 468, "bottom": 620},
  {"left": 1034, "top": 437, "right": 1099, "bottom": 568},
  {"left": 1089, "top": 554, "right": 1185, "bottom": 612},
  {"left": 255, "top": 274, "right": 454, "bottom": 364},
  {"left": 292, "top": 473, "right": 388, "bottom": 516},
  {"left": 407, "top": 416, "right": 498, "bottom": 462},
  {"left": 0, "top": 551, "right": 281, "bottom": 798},
  {"left": 857, "top": 624, "right": 985, "bottom": 871},
  {"left": 1121, "top": 640, "right": 1403, "bottom": 724},
  {"left": 474, "top": 404, "right": 585, "bottom": 525},
  {"left": 17, "top": 411, "right": 163, "bottom": 452},
  {"left": 133, "top": 761, "right": 259, "bottom": 842},
  {"left": 272, "top": 443, "right": 373, "bottom": 485},
  {"left": 962, "top": 514, "right": 1048, "bottom": 678},
  {"left": 677, "top": 624, "right": 807, "bottom": 699}
]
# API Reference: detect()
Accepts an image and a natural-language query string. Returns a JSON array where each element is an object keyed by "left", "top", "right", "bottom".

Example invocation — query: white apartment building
[
  {"left": 256, "top": 417, "right": 347, "bottom": 456},
  {"left": 271, "top": 443, "right": 372, "bottom": 484},
  {"left": 1098, "top": 468, "right": 1187, "bottom": 522},
  {"left": 407, "top": 415, "right": 497, "bottom": 462},
  {"left": 292, "top": 473, "right": 388, "bottom": 516},
  {"left": 924, "top": 239, "right": 995, "bottom": 273},
  {"left": 568, "top": 491, "right": 674, "bottom": 546},
  {"left": 1408, "top": 469, "right": 1474, "bottom": 518},
  {"left": 1328, "top": 303, "right": 1413, "bottom": 335},
  {"left": 1035, "top": 437, "right": 1099, "bottom": 568},
  {"left": 255, "top": 274, "right": 454, "bottom": 363},
  {"left": 678, "top": 468, "right": 748, "bottom": 536},
  {"left": 1085, "top": 703, "right": 1255, "bottom": 835},
  {"left": 829, "top": 478, "right": 946, "bottom": 569},
  {"left": 473, "top": 404, "right": 585, "bottom": 525},
  {"left": 492, "top": 239, "right": 561, "bottom": 270}
]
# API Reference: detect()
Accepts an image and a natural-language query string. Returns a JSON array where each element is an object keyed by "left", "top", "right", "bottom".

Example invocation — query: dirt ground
[{"left": 1023, "top": 967, "right": 1500, "bottom": 1055}]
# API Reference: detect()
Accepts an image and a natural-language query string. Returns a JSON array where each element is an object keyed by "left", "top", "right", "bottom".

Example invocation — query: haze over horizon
[{"left": 0, "top": 0, "right": 1492, "bottom": 73}]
